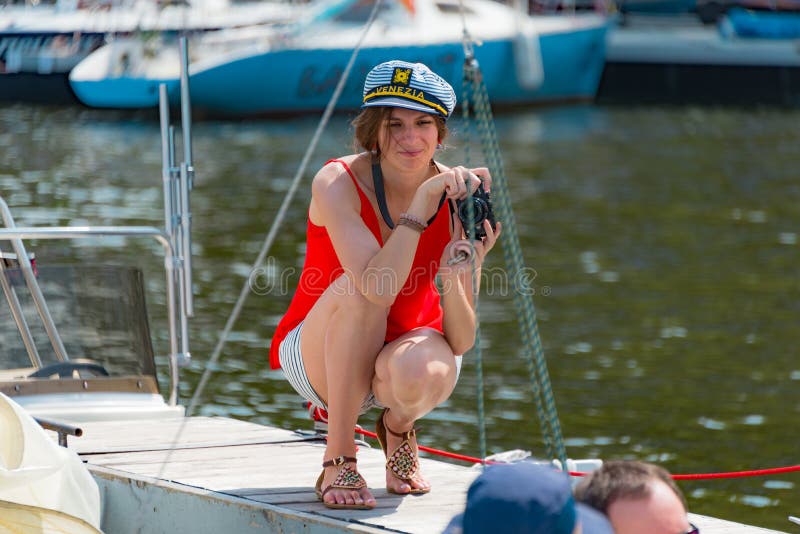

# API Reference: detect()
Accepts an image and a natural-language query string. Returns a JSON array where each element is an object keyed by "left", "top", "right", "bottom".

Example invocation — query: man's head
[
  {"left": 574, "top": 460, "right": 696, "bottom": 534},
  {"left": 443, "top": 462, "right": 614, "bottom": 534}
]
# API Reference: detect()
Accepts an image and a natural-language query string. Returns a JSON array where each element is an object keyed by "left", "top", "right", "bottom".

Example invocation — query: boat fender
[{"left": 513, "top": 28, "right": 544, "bottom": 91}]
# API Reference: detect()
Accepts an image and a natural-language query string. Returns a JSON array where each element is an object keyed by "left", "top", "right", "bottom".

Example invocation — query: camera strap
[{"left": 371, "top": 160, "right": 445, "bottom": 230}]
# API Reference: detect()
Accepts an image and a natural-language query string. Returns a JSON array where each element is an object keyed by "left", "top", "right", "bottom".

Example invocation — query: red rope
[
  {"left": 356, "top": 428, "right": 501, "bottom": 464},
  {"left": 353, "top": 427, "right": 800, "bottom": 480},
  {"left": 671, "top": 465, "right": 800, "bottom": 480}
]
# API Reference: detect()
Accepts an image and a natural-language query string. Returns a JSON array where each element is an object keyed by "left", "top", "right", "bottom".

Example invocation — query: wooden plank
[
  {"left": 67, "top": 416, "right": 317, "bottom": 454},
  {"left": 81, "top": 440, "right": 474, "bottom": 495}
]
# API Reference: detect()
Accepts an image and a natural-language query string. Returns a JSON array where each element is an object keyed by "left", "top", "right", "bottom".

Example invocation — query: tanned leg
[
  {"left": 371, "top": 328, "right": 459, "bottom": 494},
  {"left": 301, "top": 274, "right": 387, "bottom": 507}
]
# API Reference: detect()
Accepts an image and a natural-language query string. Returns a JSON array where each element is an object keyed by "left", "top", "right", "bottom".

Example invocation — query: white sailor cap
[{"left": 362, "top": 60, "right": 457, "bottom": 119}]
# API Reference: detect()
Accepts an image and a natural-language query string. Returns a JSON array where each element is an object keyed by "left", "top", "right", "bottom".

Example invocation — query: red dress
[{"left": 268, "top": 159, "right": 451, "bottom": 369}]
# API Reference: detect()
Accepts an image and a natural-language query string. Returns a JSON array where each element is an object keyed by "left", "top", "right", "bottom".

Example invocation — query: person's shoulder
[
  {"left": 312, "top": 154, "right": 365, "bottom": 210},
  {"left": 315, "top": 153, "right": 376, "bottom": 193},
  {"left": 314, "top": 154, "right": 363, "bottom": 184}
]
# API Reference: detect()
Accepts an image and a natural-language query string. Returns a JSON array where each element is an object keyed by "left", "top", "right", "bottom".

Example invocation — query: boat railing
[
  {"left": 34, "top": 416, "right": 84, "bottom": 447},
  {"left": 0, "top": 196, "right": 69, "bottom": 366},
  {"left": 159, "top": 38, "right": 194, "bottom": 369},
  {"left": 0, "top": 225, "right": 183, "bottom": 407},
  {"left": 0, "top": 37, "right": 194, "bottom": 410}
]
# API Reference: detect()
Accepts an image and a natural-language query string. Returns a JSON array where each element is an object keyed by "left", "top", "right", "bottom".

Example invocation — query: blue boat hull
[
  {"left": 71, "top": 77, "right": 179, "bottom": 109},
  {"left": 726, "top": 7, "right": 800, "bottom": 39},
  {"left": 188, "top": 24, "right": 607, "bottom": 116}
]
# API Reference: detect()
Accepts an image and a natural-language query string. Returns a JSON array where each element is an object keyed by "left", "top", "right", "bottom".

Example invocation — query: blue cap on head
[
  {"left": 442, "top": 462, "right": 614, "bottom": 534},
  {"left": 362, "top": 60, "right": 456, "bottom": 119}
]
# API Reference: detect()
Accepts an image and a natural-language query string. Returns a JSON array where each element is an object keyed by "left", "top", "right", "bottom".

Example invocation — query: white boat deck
[{"left": 58, "top": 416, "right": 786, "bottom": 533}]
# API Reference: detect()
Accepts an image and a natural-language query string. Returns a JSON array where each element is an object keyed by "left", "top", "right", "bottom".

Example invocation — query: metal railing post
[
  {"left": 160, "top": 85, "right": 174, "bottom": 242},
  {"left": 158, "top": 77, "right": 192, "bottom": 371},
  {"left": 178, "top": 36, "right": 194, "bottom": 320},
  {"left": 159, "top": 82, "right": 187, "bottom": 388}
]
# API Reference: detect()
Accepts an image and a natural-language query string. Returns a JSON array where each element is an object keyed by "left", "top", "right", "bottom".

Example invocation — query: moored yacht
[
  {"left": 0, "top": 0, "right": 302, "bottom": 103},
  {"left": 69, "top": 0, "right": 610, "bottom": 115}
]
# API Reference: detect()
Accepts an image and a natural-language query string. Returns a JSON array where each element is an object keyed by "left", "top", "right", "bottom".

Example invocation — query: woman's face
[{"left": 378, "top": 107, "right": 439, "bottom": 171}]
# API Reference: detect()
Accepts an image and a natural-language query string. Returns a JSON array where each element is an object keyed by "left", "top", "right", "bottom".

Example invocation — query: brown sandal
[
  {"left": 375, "top": 408, "right": 430, "bottom": 495},
  {"left": 314, "top": 455, "right": 375, "bottom": 510}
]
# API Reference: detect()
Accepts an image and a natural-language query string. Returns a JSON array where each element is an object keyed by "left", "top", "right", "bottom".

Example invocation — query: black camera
[{"left": 457, "top": 182, "right": 496, "bottom": 240}]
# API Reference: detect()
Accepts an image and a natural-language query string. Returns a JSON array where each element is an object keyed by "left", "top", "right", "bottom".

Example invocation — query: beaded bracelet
[
  {"left": 399, "top": 212, "right": 427, "bottom": 228},
  {"left": 397, "top": 213, "right": 426, "bottom": 233}
]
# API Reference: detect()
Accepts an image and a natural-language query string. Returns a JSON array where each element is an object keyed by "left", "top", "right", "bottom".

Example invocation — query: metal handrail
[
  {"left": 0, "top": 197, "right": 70, "bottom": 363},
  {"left": 0, "top": 226, "right": 183, "bottom": 407},
  {"left": 35, "top": 417, "right": 83, "bottom": 448}
]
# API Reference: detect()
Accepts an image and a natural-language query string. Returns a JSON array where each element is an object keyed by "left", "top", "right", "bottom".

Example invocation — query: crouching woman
[{"left": 268, "top": 59, "right": 500, "bottom": 509}]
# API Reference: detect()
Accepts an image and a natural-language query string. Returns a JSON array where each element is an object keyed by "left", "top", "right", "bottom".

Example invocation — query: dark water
[{"left": 1, "top": 102, "right": 798, "bottom": 531}]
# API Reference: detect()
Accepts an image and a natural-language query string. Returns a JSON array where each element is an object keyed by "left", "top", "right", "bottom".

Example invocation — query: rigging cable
[
  {"left": 460, "top": 49, "right": 568, "bottom": 466},
  {"left": 457, "top": 3, "right": 488, "bottom": 465}
]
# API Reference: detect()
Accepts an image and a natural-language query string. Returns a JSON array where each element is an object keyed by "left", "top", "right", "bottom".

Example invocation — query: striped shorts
[{"left": 278, "top": 321, "right": 463, "bottom": 414}]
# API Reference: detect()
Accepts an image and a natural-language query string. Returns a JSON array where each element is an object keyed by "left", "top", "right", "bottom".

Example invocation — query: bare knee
[{"left": 378, "top": 333, "right": 458, "bottom": 408}]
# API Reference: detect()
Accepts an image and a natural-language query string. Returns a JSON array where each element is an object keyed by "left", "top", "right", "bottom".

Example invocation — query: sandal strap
[
  {"left": 322, "top": 455, "right": 357, "bottom": 468},
  {"left": 382, "top": 410, "right": 417, "bottom": 441}
]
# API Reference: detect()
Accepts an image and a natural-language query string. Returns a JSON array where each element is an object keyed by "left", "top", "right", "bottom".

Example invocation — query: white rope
[{"left": 186, "top": 0, "right": 385, "bottom": 417}]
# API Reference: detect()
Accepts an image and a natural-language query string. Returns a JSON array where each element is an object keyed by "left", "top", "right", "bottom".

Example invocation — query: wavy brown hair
[
  {"left": 574, "top": 460, "right": 688, "bottom": 514},
  {"left": 352, "top": 107, "right": 448, "bottom": 156}
]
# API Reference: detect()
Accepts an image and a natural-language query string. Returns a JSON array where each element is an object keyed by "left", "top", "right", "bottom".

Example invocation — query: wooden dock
[{"left": 59, "top": 416, "right": 787, "bottom": 533}]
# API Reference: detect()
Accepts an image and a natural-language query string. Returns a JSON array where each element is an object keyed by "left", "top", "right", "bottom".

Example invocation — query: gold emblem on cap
[{"left": 392, "top": 68, "right": 412, "bottom": 85}]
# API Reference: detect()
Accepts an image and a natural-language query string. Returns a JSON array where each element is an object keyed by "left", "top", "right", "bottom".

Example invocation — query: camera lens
[{"left": 459, "top": 198, "right": 487, "bottom": 223}]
